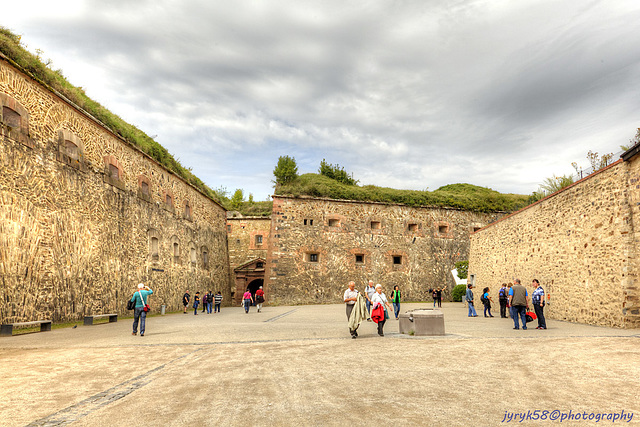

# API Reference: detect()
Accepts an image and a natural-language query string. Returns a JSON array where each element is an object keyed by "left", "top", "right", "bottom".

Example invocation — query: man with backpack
[{"left": 498, "top": 283, "right": 508, "bottom": 318}]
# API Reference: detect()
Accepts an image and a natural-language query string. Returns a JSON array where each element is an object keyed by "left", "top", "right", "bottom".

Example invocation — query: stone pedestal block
[{"left": 399, "top": 309, "right": 445, "bottom": 336}]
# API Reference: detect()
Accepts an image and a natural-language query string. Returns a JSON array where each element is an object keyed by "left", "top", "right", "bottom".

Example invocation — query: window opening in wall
[
  {"left": 438, "top": 225, "right": 449, "bottom": 234},
  {"left": 304, "top": 219, "right": 314, "bottom": 226},
  {"left": 2, "top": 106, "right": 21, "bottom": 128},
  {"left": 140, "top": 181, "right": 150, "bottom": 195},
  {"left": 328, "top": 218, "right": 339, "bottom": 227},
  {"left": 227, "top": 224, "right": 231, "bottom": 233},
  {"left": 166, "top": 194, "right": 173, "bottom": 208},
  {"left": 203, "top": 250, "right": 209, "bottom": 267},
  {"left": 371, "top": 221, "right": 381, "bottom": 230},
  {"left": 185, "top": 202, "right": 191, "bottom": 217},
  {"left": 393, "top": 255, "right": 402, "bottom": 265},
  {"left": 109, "top": 164, "right": 120, "bottom": 179},
  {"left": 64, "top": 140, "right": 78, "bottom": 160},
  {"left": 408, "top": 223, "right": 418, "bottom": 232},
  {"left": 236, "top": 239, "right": 241, "bottom": 244},
  {"left": 173, "top": 242, "right": 179, "bottom": 264},
  {"left": 151, "top": 237, "right": 159, "bottom": 261},
  {"left": 473, "top": 227, "right": 481, "bottom": 233},
  {"left": 303, "top": 219, "right": 307, "bottom": 225},
  {"left": 307, "top": 253, "right": 319, "bottom": 263},
  {"left": 256, "top": 262, "right": 264, "bottom": 268},
  {"left": 255, "top": 235, "right": 263, "bottom": 245},
  {"left": 355, "top": 254, "right": 364, "bottom": 264}
]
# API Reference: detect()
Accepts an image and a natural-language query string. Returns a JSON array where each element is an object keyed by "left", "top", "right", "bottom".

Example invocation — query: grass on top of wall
[
  {"left": 0, "top": 27, "right": 224, "bottom": 205},
  {"left": 276, "top": 174, "right": 529, "bottom": 213}
]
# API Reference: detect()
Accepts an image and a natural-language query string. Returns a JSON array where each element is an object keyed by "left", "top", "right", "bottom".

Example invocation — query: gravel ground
[{"left": 1, "top": 302, "right": 638, "bottom": 426}]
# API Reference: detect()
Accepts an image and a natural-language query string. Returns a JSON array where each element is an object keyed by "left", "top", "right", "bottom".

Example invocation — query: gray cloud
[{"left": 4, "top": 0, "right": 640, "bottom": 199}]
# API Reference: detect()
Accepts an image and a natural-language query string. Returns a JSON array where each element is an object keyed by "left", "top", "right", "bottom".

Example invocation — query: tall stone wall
[
  {"left": 226, "top": 217, "right": 270, "bottom": 269},
  {"left": 265, "top": 196, "right": 501, "bottom": 305},
  {"left": 469, "top": 159, "right": 640, "bottom": 328},
  {"left": 0, "top": 56, "right": 232, "bottom": 324}
]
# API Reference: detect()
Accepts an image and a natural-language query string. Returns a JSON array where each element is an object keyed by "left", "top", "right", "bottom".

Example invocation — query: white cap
[{"left": 138, "top": 283, "right": 145, "bottom": 289}]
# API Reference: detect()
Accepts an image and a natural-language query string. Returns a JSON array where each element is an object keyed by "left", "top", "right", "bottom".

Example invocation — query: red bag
[
  {"left": 525, "top": 311, "right": 537, "bottom": 323},
  {"left": 371, "top": 305, "right": 384, "bottom": 323}
]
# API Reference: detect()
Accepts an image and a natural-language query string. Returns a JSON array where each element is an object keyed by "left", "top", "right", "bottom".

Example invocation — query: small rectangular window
[
  {"left": 355, "top": 254, "right": 364, "bottom": 264},
  {"left": 303, "top": 219, "right": 307, "bottom": 225},
  {"left": 328, "top": 218, "right": 339, "bottom": 227},
  {"left": 2, "top": 106, "right": 21, "bottom": 128},
  {"left": 166, "top": 194, "right": 173, "bottom": 208},
  {"left": 309, "top": 219, "right": 314, "bottom": 226},
  {"left": 109, "top": 164, "right": 120, "bottom": 180},
  {"left": 185, "top": 203, "right": 191, "bottom": 217},
  {"left": 439, "top": 225, "right": 449, "bottom": 234},
  {"left": 473, "top": 227, "right": 481, "bottom": 233},
  {"left": 371, "top": 221, "right": 381, "bottom": 230},
  {"left": 140, "top": 181, "right": 150, "bottom": 195},
  {"left": 151, "top": 237, "right": 159, "bottom": 261},
  {"left": 307, "top": 253, "right": 319, "bottom": 263},
  {"left": 408, "top": 223, "right": 418, "bottom": 232},
  {"left": 256, "top": 262, "right": 264, "bottom": 268},
  {"left": 227, "top": 224, "right": 232, "bottom": 233},
  {"left": 65, "top": 140, "right": 79, "bottom": 160},
  {"left": 393, "top": 255, "right": 402, "bottom": 265},
  {"left": 203, "top": 251, "right": 209, "bottom": 267},
  {"left": 255, "top": 235, "right": 263, "bottom": 245}
]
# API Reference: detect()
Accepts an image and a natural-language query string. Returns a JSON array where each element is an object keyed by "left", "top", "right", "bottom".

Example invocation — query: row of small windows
[
  {"left": 150, "top": 236, "right": 209, "bottom": 268},
  {"left": 302, "top": 218, "right": 454, "bottom": 234},
  {"left": 0, "top": 94, "right": 195, "bottom": 220},
  {"left": 305, "top": 252, "right": 404, "bottom": 265}
]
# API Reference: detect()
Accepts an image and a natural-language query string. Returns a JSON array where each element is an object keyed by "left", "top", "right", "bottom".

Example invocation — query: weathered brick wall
[
  {"left": 226, "top": 217, "right": 270, "bottom": 268},
  {"left": 265, "top": 196, "right": 501, "bottom": 305},
  {"left": 0, "top": 57, "right": 232, "bottom": 323},
  {"left": 469, "top": 159, "right": 640, "bottom": 328}
]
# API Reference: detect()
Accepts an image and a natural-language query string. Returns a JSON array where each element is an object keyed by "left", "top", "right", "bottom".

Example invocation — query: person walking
[
  {"left": 214, "top": 291, "right": 223, "bottom": 313},
  {"left": 131, "top": 283, "right": 153, "bottom": 336},
  {"left": 482, "top": 287, "right": 494, "bottom": 317},
  {"left": 344, "top": 281, "right": 360, "bottom": 338},
  {"left": 436, "top": 287, "right": 442, "bottom": 308},
  {"left": 507, "top": 283, "right": 513, "bottom": 318},
  {"left": 182, "top": 290, "right": 190, "bottom": 314},
  {"left": 242, "top": 289, "right": 253, "bottom": 313},
  {"left": 364, "top": 280, "right": 375, "bottom": 320},
  {"left": 466, "top": 284, "right": 478, "bottom": 317},
  {"left": 255, "top": 286, "right": 265, "bottom": 312},
  {"left": 391, "top": 285, "right": 401, "bottom": 320},
  {"left": 193, "top": 292, "right": 200, "bottom": 315},
  {"left": 508, "top": 279, "right": 529, "bottom": 330},
  {"left": 498, "top": 283, "right": 508, "bottom": 318},
  {"left": 205, "top": 291, "right": 213, "bottom": 314},
  {"left": 532, "top": 279, "right": 547, "bottom": 329},
  {"left": 432, "top": 288, "right": 438, "bottom": 308},
  {"left": 371, "top": 284, "right": 392, "bottom": 336}
]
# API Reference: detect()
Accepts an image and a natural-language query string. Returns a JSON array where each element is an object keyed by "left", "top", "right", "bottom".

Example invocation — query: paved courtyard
[{"left": 1, "top": 302, "right": 639, "bottom": 426}]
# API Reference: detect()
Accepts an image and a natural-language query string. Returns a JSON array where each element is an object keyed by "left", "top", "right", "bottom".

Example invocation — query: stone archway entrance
[{"left": 233, "top": 258, "right": 266, "bottom": 305}]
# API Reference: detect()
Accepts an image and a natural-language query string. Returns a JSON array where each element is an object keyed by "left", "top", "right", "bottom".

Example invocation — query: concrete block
[{"left": 399, "top": 308, "right": 445, "bottom": 336}]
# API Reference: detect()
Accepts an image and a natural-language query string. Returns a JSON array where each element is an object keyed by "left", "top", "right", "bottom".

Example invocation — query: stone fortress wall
[
  {"left": 469, "top": 157, "right": 640, "bottom": 328},
  {"left": 0, "top": 55, "right": 232, "bottom": 324},
  {"left": 226, "top": 216, "right": 270, "bottom": 302},
  {"left": 265, "top": 195, "right": 502, "bottom": 305}
]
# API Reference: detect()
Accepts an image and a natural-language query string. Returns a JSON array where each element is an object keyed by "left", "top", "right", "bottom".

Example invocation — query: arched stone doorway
[{"left": 233, "top": 258, "right": 266, "bottom": 305}]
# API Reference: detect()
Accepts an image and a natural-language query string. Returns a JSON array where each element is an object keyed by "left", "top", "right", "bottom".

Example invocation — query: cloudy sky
[{"left": 3, "top": 1, "right": 640, "bottom": 200}]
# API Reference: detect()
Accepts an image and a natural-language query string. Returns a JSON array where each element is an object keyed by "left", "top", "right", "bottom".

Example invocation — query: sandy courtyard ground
[{"left": 0, "top": 302, "right": 638, "bottom": 426}]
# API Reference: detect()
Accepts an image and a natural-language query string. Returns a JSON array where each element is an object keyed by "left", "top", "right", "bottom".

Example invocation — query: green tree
[
  {"left": 230, "top": 189, "right": 244, "bottom": 210},
  {"left": 248, "top": 193, "right": 254, "bottom": 203},
  {"left": 273, "top": 155, "right": 298, "bottom": 185},
  {"left": 455, "top": 261, "right": 468, "bottom": 280},
  {"left": 319, "top": 159, "right": 359, "bottom": 186},
  {"left": 539, "top": 175, "right": 574, "bottom": 194}
]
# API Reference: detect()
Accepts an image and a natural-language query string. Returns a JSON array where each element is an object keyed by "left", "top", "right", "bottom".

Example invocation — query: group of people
[
  {"left": 344, "top": 280, "right": 401, "bottom": 338},
  {"left": 430, "top": 288, "right": 443, "bottom": 308},
  {"left": 465, "top": 279, "right": 547, "bottom": 330},
  {"left": 181, "top": 290, "right": 224, "bottom": 315},
  {"left": 241, "top": 286, "right": 265, "bottom": 313}
]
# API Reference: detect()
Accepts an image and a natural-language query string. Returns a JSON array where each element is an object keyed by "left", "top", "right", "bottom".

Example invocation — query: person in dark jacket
[
  {"left": 482, "top": 287, "right": 494, "bottom": 317},
  {"left": 182, "top": 290, "right": 190, "bottom": 314},
  {"left": 193, "top": 292, "right": 200, "bottom": 315},
  {"left": 498, "top": 283, "right": 508, "bottom": 318}
]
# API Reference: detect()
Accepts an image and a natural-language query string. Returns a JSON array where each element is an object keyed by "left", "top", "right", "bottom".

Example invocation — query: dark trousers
[
  {"left": 512, "top": 305, "right": 527, "bottom": 329},
  {"left": 483, "top": 303, "right": 492, "bottom": 317},
  {"left": 214, "top": 303, "right": 221, "bottom": 313},
  {"left": 534, "top": 303, "right": 546, "bottom": 329},
  {"left": 132, "top": 307, "right": 146, "bottom": 334},
  {"left": 377, "top": 318, "right": 386, "bottom": 335},
  {"left": 436, "top": 297, "right": 442, "bottom": 308},
  {"left": 499, "top": 299, "right": 507, "bottom": 318}
]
